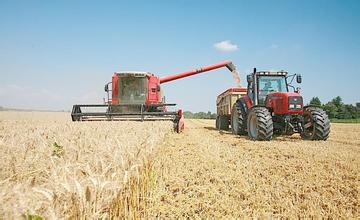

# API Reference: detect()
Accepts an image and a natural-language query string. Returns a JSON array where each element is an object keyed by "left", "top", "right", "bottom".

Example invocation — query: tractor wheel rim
[{"left": 249, "top": 115, "right": 257, "bottom": 138}]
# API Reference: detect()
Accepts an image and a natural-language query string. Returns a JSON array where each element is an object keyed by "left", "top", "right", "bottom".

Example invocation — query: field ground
[
  {"left": 0, "top": 112, "right": 359, "bottom": 218},
  {"left": 149, "top": 119, "right": 359, "bottom": 218},
  {"left": 0, "top": 111, "right": 173, "bottom": 218}
]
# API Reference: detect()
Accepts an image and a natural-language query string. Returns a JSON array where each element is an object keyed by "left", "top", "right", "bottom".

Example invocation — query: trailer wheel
[
  {"left": 247, "top": 107, "right": 273, "bottom": 141},
  {"left": 215, "top": 116, "right": 220, "bottom": 129},
  {"left": 217, "top": 115, "right": 229, "bottom": 130},
  {"left": 231, "top": 102, "right": 247, "bottom": 135},
  {"left": 301, "top": 107, "right": 330, "bottom": 140}
]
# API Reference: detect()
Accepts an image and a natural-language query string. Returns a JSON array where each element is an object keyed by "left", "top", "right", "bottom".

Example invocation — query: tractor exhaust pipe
[{"left": 253, "top": 68, "right": 258, "bottom": 106}]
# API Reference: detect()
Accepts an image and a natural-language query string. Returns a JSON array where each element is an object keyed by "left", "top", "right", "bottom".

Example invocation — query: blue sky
[{"left": 0, "top": 0, "right": 359, "bottom": 112}]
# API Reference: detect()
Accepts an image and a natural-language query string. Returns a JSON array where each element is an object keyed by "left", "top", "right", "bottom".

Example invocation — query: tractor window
[
  {"left": 258, "top": 76, "right": 287, "bottom": 104},
  {"left": 118, "top": 76, "right": 147, "bottom": 104}
]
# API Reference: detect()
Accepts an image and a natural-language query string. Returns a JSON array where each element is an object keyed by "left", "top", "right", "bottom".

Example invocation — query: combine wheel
[
  {"left": 231, "top": 102, "right": 247, "bottom": 135},
  {"left": 247, "top": 107, "right": 273, "bottom": 141},
  {"left": 216, "top": 115, "right": 229, "bottom": 130},
  {"left": 301, "top": 107, "right": 330, "bottom": 140}
]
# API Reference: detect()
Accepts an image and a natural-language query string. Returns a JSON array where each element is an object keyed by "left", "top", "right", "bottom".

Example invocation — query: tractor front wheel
[
  {"left": 301, "top": 107, "right": 330, "bottom": 140},
  {"left": 247, "top": 107, "right": 273, "bottom": 141}
]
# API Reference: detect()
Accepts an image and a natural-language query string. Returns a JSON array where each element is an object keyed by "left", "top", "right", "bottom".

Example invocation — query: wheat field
[
  {"left": 0, "top": 111, "right": 172, "bottom": 219},
  {"left": 0, "top": 112, "right": 359, "bottom": 219}
]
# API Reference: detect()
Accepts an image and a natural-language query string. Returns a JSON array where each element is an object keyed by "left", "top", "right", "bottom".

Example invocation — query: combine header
[{"left": 72, "top": 61, "right": 239, "bottom": 132}]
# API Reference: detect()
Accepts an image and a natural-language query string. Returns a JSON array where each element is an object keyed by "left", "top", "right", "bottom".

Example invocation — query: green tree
[
  {"left": 331, "top": 96, "right": 343, "bottom": 109},
  {"left": 322, "top": 96, "right": 360, "bottom": 119},
  {"left": 183, "top": 111, "right": 194, "bottom": 118},
  {"left": 309, "top": 97, "right": 321, "bottom": 106},
  {"left": 183, "top": 111, "right": 217, "bottom": 119},
  {"left": 341, "top": 104, "right": 357, "bottom": 119},
  {"left": 211, "top": 113, "right": 217, "bottom": 119},
  {"left": 323, "top": 102, "right": 338, "bottom": 118}
]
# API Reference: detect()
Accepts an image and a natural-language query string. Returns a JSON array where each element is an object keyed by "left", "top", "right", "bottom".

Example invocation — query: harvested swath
[
  {"left": 148, "top": 119, "right": 360, "bottom": 218},
  {"left": 0, "top": 111, "right": 173, "bottom": 219}
]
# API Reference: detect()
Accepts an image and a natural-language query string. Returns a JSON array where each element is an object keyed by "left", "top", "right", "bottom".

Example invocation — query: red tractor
[
  {"left": 71, "top": 61, "right": 238, "bottom": 132},
  {"left": 228, "top": 68, "right": 330, "bottom": 140}
]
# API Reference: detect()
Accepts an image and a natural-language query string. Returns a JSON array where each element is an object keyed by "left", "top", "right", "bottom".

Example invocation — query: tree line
[
  {"left": 183, "top": 111, "right": 217, "bottom": 119},
  {"left": 309, "top": 96, "right": 360, "bottom": 120}
]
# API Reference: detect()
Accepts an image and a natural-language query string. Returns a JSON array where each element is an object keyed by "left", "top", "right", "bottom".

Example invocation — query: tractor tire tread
[
  {"left": 247, "top": 107, "right": 273, "bottom": 141},
  {"left": 233, "top": 101, "right": 247, "bottom": 135},
  {"left": 302, "top": 107, "right": 330, "bottom": 140}
]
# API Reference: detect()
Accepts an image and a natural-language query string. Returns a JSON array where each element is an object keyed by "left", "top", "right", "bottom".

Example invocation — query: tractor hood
[{"left": 266, "top": 92, "right": 304, "bottom": 114}]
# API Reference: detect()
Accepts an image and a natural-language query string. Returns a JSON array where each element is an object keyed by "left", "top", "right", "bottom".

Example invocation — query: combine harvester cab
[{"left": 72, "top": 61, "right": 240, "bottom": 133}]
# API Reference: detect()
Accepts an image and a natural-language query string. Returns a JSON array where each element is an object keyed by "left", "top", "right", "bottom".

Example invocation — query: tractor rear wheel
[
  {"left": 301, "top": 107, "right": 330, "bottom": 140},
  {"left": 216, "top": 115, "right": 229, "bottom": 130},
  {"left": 247, "top": 107, "right": 273, "bottom": 141},
  {"left": 231, "top": 102, "right": 247, "bottom": 135}
]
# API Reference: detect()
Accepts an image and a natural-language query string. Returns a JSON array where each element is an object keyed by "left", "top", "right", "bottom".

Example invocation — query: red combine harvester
[{"left": 71, "top": 61, "right": 239, "bottom": 132}]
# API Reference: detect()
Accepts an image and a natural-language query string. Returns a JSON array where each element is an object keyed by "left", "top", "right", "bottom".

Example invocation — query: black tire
[
  {"left": 301, "top": 107, "right": 330, "bottom": 140},
  {"left": 231, "top": 102, "right": 247, "bottom": 135},
  {"left": 217, "top": 115, "right": 229, "bottom": 130},
  {"left": 247, "top": 107, "right": 273, "bottom": 141}
]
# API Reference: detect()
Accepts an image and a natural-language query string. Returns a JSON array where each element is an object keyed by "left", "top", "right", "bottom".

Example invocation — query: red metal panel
[
  {"left": 243, "top": 95, "right": 253, "bottom": 109},
  {"left": 266, "top": 92, "right": 303, "bottom": 114},
  {"left": 218, "top": 87, "right": 247, "bottom": 97},
  {"left": 159, "top": 60, "right": 233, "bottom": 84},
  {"left": 112, "top": 73, "right": 119, "bottom": 104},
  {"left": 146, "top": 75, "right": 160, "bottom": 104}
]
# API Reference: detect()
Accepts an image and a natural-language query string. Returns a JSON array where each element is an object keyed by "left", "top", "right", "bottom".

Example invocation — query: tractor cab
[
  {"left": 247, "top": 71, "right": 289, "bottom": 105},
  {"left": 246, "top": 69, "right": 302, "bottom": 110}
]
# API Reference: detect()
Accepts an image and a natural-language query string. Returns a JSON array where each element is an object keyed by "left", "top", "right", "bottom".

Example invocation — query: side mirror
[
  {"left": 104, "top": 84, "right": 109, "bottom": 92},
  {"left": 247, "top": 75, "right": 253, "bottom": 84},
  {"left": 296, "top": 74, "right": 302, "bottom": 83},
  {"left": 157, "top": 85, "right": 161, "bottom": 92}
]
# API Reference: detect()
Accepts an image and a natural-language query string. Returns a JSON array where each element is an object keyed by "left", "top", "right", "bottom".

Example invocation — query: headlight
[{"left": 288, "top": 96, "right": 303, "bottom": 110}]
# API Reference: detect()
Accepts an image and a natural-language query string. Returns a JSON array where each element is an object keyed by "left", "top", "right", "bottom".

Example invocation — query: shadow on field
[
  {"left": 203, "top": 126, "right": 236, "bottom": 136},
  {"left": 204, "top": 126, "right": 304, "bottom": 142},
  {"left": 203, "top": 126, "right": 217, "bottom": 131},
  {"left": 273, "top": 135, "right": 302, "bottom": 142}
]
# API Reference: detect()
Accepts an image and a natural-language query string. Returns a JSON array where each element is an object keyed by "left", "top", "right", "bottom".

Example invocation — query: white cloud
[{"left": 214, "top": 40, "right": 238, "bottom": 52}]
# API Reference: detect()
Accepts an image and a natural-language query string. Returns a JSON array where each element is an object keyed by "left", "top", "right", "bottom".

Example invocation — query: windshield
[
  {"left": 118, "top": 75, "right": 147, "bottom": 104},
  {"left": 258, "top": 76, "right": 288, "bottom": 104}
]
